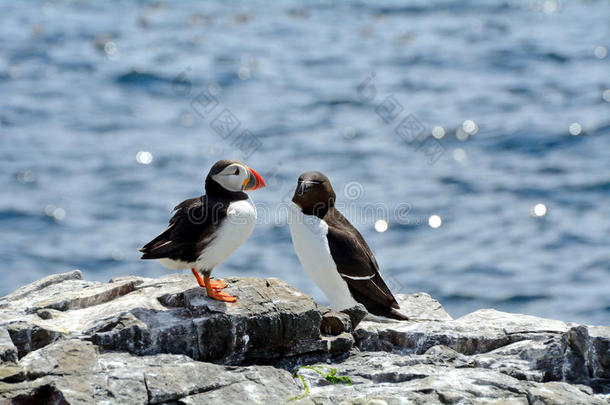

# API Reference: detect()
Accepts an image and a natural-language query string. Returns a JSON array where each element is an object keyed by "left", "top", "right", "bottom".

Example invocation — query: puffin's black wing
[
  {"left": 139, "top": 196, "right": 227, "bottom": 263},
  {"left": 324, "top": 209, "right": 405, "bottom": 318}
]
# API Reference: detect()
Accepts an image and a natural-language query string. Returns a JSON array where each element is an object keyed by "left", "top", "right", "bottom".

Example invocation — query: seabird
[
  {"left": 139, "top": 159, "right": 265, "bottom": 302},
  {"left": 288, "top": 171, "right": 408, "bottom": 320}
]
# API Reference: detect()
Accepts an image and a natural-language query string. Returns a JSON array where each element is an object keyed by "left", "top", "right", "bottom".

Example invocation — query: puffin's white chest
[
  {"left": 288, "top": 204, "right": 358, "bottom": 310},
  {"left": 195, "top": 198, "right": 257, "bottom": 271}
]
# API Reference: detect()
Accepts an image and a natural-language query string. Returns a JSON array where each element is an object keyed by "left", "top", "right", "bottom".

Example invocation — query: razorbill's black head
[
  {"left": 292, "top": 171, "right": 336, "bottom": 217},
  {"left": 288, "top": 171, "right": 408, "bottom": 321},
  {"left": 140, "top": 159, "right": 265, "bottom": 302}
]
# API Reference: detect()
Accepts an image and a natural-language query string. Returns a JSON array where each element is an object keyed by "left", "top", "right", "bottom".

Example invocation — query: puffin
[
  {"left": 288, "top": 171, "right": 408, "bottom": 320},
  {"left": 139, "top": 159, "right": 265, "bottom": 302}
]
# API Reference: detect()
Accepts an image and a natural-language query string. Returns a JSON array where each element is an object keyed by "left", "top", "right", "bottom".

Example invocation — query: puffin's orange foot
[
  {"left": 202, "top": 273, "right": 236, "bottom": 302},
  {"left": 207, "top": 289, "right": 237, "bottom": 302},
  {"left": 191, "top": 269, "right": 228, "bottom": 290},
  {"left": 208, "top": 279, "right": 227, "bottom": 290},
  {"left": 191, "top": 268, "right": 206, "bottom": 288}
]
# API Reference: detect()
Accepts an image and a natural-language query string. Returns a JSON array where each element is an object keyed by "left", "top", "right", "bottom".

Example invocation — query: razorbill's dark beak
[
  {"left": 297, "top": 180, "right": 307, "bottom": 196},
  {"left": 244, "top": 167, "right": 266, "bottom": 191},
  {"left": 297, "top": 180, "right": 321, "bottom": 195}
]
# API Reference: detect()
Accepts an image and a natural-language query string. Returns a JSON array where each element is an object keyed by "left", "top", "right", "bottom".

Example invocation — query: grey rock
[
  {"left": 89, "top": 275, "right": 329, "bottom": 363},
  {"left": 0, "top": 272, "right": 342, "bottom": 363},
  {"left": 320, "top": 304, "right": 368, "bottom": 336},
  {"left": 570, "top": 325, "right": 610, "bottom": 379},
  {"left": 0, "top": 365, "right": 22, "bottom": 383},
  {"left": 321, "top": 311, "right": 352, "bottom": 336},
  {"left": 0, "top": 376, "right": 77, "bottom": 404},
  {"left": 341, "top": 304, "right": 368, "bottom": 328},
  {"left": 293, "top": 352, "right": 608, "bottom": 405},
  {"left": 0, "top": 339, "right": 300, "bottom": 404},
  {"left": 526, "top": 381, "right": 606, "bottom": 405},
  {"left": 19, "top": 339, "right": 99, "bottom": 380},
  {"left": 473, "top": 338, "right": 565, "bottom": 382},
  {"left": 394, "top": 292, "right": 453, "bottom": 321},
  {"left": 354, "top": 308, "right": 610, "bottom": 397},
  {"left": 355, "top": 313, "right": 509, "bottom": 355},
  {"left": 355, "top": 309, "right": 571, "bottom": 355},
  {"left": 0, "top": 271, "right": 608, "bottom": 404},
  {"left": 0, "top": 270, "right": 83, "bottom": 308},
  {"left": 293, "top": 351, "right": 528, "bottom": 404},
  {"left": 5, "top": 321, "right": 62, "bottom": 359},
  {"left": 30, "top": 279, "right": 137, "bottom": 312},
  {"left": 0, "top": 328, "right": 17, "bottom": 364},
  {"left": 178, "top": 366, "right": 300, "bottom": 404}
]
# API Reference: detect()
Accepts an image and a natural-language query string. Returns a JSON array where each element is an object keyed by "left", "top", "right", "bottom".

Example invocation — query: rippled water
[{"left": 1, "top": 1, "right": 609, "bottom": 325}]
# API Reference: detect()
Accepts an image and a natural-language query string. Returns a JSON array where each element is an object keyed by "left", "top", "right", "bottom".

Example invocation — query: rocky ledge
[{"left": 0, "top": 270, "right": 608, "bottom": 404}]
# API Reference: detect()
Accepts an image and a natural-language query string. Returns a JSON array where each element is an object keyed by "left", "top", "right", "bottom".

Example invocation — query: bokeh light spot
[
  {"left": 453, "top": 148, "right": 467, "bottom": 162},
  {"left": 456, "top": 128, "right": 469, "bottom": 141},
  {"left": 594, "top": 46, "right": 607, "bottom": 59},
  {"left": 374, "top": 219, "right": 388, "bottom": 233},
  {"left": 428, "top": 214, "right": 442, "bottom": 228},
  {"left": 53, "top": 208, "right": 66, "bottom": 221},
  {"left": 44, "top": 204, "right": 66, "bottom": 221},
  {"left": 543, "top": 0, "right": 558, "bottom": 14},
  {"left": 569, "top": 122, "right": 582, "bottom": 136},
  {"left": 103, "top": 41, "right": 119, "bottom": 60},
  {"left": 462, "top": 119, "right": 478, "bottom": 135},
  {"left": 343, "top": 126, "right": 357, "bottom": 139},
  {"left": 531, "top": 203, "right": 547, "bottom": 217},
  {"left": 432, "top": 126, "right": 445, "bottom": 139},
  {"left": 136, "top": 150, "right": 153, "bottom": 165}
]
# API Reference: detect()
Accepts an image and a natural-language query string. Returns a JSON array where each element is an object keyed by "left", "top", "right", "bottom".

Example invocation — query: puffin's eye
[{"left": 233, "top": 167, "right": 240, "bottom": 175}]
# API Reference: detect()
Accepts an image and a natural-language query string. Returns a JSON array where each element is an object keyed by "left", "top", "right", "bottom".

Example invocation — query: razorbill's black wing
[{"left": 324, "top": 208, "right": 402, "bottom": 316}]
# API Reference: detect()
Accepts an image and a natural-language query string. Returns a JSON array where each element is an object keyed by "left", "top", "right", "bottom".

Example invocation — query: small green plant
[
  {"left": 324, "top": 368, "right": 352, "bottom": 385},
  {"left": 289, "top": 365, "right": 352, "bottom": 401},
  {"left": 289, "top": 372, "right": 310, "bottom": 401}
]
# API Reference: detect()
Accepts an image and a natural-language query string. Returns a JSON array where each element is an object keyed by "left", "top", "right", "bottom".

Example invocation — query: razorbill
[
  {"left": 288, "top": 171, "right": 408, "bottom": 320},
  {"left": 140, "top": 159, "right": 265, "bottom": 302}
]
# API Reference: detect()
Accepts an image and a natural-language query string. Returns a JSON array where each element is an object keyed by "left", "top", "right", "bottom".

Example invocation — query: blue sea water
[{"left": 1, "top": 0, "right": 609, "bottom": 325}]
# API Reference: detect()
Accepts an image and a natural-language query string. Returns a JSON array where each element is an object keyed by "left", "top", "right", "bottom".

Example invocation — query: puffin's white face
[{"left": 211, "top": 163, "right": 251, "bottom": 192}]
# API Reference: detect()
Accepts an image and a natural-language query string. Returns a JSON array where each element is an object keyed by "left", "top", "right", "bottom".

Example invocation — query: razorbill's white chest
[{"left": 289, "top": 203, "right": 359, "bottom": 310}]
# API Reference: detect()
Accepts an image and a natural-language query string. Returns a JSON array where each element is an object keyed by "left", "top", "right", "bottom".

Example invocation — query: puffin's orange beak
[{"left": 244, "top": 167, "right": 266, "bottom": 191}]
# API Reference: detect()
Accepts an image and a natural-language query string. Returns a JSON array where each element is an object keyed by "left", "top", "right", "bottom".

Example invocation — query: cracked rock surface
[{"left": 0, "top": 271, "right": 608, "bottom": 404}]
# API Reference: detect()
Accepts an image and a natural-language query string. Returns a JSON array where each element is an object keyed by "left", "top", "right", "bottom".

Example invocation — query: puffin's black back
[
  {"left": 140, "top": 160, "right": 247, "bottom": 265},
  {"left": 139, "top": 196, "right": 228, "bottom": 264}
]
